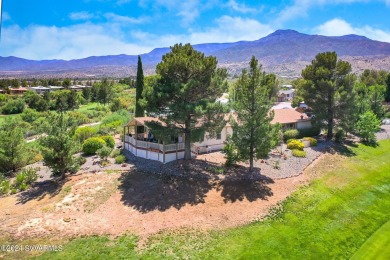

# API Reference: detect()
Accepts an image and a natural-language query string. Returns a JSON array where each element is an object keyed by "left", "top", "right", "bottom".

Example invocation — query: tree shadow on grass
[
  {"left": 16, "top": 179, "right": 65, "bottom": 205},
  {"left": 217, "top": 166, "right": 274, "bottom": 203}
]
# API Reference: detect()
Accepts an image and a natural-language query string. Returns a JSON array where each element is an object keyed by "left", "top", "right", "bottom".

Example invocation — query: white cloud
[
  {"left": 69, "top": 11, "right": 96, "bottom": 21},
  {"left": 188, "top": 16, "right": 273, "bottom": 43},
  {"left": 277, "top": 0, "right": 390, "bottom": 24},
  {"left": 315, "top": 18, "right": 390, "bottom": 42},
  {"left": 0, "top": 14, "right": 273, "bottom": 60},
  {"left": 0, "top": 23, "right": 151, "bottom": 60},
  {"left": 139, "top": 0, "right": 204, "bottom": 24},
  {"left": 226, "top": 0, "right": 257, "bottom": 13},
  {"left": 104, "top": 13, "right": 145, "bottom": 24},
  {"left": 132, "top": 16, "right": 273, "bottom": 47}
]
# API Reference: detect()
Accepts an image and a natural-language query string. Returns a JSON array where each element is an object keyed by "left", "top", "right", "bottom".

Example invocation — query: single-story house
[
  {"left": 123, "top": 116, "right": 233, "bottom": 163},
  {"left": 9, "top": 87, "right": 28, "bottom": 95},
  {"left": 277, "top": 89, "right": 295, "bottom": 102},
  {"left": 70, "top": 85, "right": 91, "bottom": 91},
  {"left": 29, "top": 86, "right": 51, "bottom": 94},
  {"left": 272, "top": 108, "right": 311, "bottom": 130},
  {"left": 123, "top": 108, "right": 311, "bottom": 163}
]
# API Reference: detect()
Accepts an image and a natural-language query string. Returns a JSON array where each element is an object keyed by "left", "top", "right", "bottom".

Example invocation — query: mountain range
[{"left": 1, "top": 29, "right": 390, "bottom": 78}]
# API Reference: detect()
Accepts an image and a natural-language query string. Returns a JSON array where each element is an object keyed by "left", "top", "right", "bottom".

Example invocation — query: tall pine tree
[
  {"left": 231, "top": 56, "right": 279, "bottom": 172},
  {"left": 144, "top": 44, "right": 227, "bottom": 160},
  {"left": 135, "top": 56, "right": 145, "bottom": 117},
  {"left": 300, "top": 52, "right": 356, "bottom": 139}
]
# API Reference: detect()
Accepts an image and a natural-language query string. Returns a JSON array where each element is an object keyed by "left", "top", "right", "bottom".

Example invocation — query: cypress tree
[{"left": 135, "top": 56, "right": 145, "bottom": 117}]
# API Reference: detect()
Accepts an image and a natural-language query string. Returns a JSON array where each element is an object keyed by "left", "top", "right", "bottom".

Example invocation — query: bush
[
  {"left": 82, "top": 137, "right": 106, "bottom": 155},
  {"left": 96, "top": 146, "right": 113, "bottom": 161},
  {"left": 100, "top": 136, "right": 115, "bottom": 148},
  {"left": 1, "top": 99, "right": 25, "bottom": 114},
  {"left": 385, "top": 111, "right": 390, "bottom": 118},
  {"left": 222, "top": 137, "right": 239, "bottom": 167},
  {"left": 298, "top": 126, "right": 321, "bottom": 138},
  {"left": 74, "top": 126, "right": 97, "bottom": 143},
  {"left": 0, "top": 179, "right": 10, "bottom": 195},
  {"left": 115, "top": 155, "right": 126, "bottom": 164},
  {"left": 111, "top": 149, "right": 121, "bottom": 158},
  {"left": 303, "top": 137, "right": 317, "bottom": 146},
  {"left": 287, "top": 139, "right": 305, "bottom": 151},
  {"left": 292, "top": 149, "right": 307, "bottom": 158},
  {"left": 13, "top": 168, "right": 38, "bottom": 192},
  {"left": 21, "top": 168, "right": 39, "bottom": 185},
  {"left": 78, "top": 156, "right": 87, "bottom": 166},
  {"left": 283, "top": 129, "right": 299, "bottom": 142},
  {"left": 334, "top": 129, "right": 345, "bottom": 143}
]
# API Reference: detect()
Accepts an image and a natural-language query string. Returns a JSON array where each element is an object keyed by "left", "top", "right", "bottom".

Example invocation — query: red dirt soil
[{"left": 0, "top": 153, "right": 333, "bottom": 241}]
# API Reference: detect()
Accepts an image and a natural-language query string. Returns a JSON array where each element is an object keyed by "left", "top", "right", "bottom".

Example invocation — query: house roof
[
  {"left": 278, "top": 89, "right": 295, "bottom": 95},
  {"left": 127, "top": 117, "right": 167, "bottom": 127},
  {"left": 271, "top": 108, "right": 309, "bottom": 124}
]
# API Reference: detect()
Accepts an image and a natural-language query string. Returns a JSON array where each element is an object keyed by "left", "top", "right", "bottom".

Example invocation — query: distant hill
[{"left": 1, "top": 29, "right": 390, "bottom": 78}]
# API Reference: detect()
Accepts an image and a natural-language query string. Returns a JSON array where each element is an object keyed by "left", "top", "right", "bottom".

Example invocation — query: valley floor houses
[{"left": 123, "top": 108, "right": 312, "bottom": 164}]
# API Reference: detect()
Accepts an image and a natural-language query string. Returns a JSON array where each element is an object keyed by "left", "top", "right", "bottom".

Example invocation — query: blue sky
[{"left": 1, "top": 0, "right": 390, "bottom": 60}]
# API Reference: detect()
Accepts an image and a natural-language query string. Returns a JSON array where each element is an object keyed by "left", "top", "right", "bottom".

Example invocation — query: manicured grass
[
  {"left": 31, "top": 140, "right": 390, "bottom": 259},
  {"left": 76, "top": 102, "right": 99, "bottom": 112},
  {"left": 351, "top": 220, "right": 390, "bottom": 260}
]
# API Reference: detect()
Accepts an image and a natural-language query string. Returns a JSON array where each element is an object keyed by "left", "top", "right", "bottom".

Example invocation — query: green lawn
[
  {"left": 75, "top": 102, "right": 99, "bottom": 112},
  {"left": 31, "top": 139, "right": 390, "bottom": 259},
  {"left": 351, "top": 220, "right": 390, "bottom": 260}
]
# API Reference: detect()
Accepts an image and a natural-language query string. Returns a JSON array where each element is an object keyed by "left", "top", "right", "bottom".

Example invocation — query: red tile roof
[{"left": 271, "top": 108, "right": 309, "bottom": 124}]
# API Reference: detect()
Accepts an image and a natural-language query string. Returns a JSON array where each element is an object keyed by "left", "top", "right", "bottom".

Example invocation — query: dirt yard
[{"left": 0, "top": 150, "right": 342, "bottom": 242}]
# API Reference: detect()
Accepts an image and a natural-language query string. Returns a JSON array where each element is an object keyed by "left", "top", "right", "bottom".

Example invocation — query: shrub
[
  {"left": 111, "top": 149, "right": 121, "bottom": 158},
  {"left": 74, "top": 126, "right": 97, "bottom": 143},
  {"left": 287, "top": 139, "right": 305, "bottom": 151},
  {"left": 20, "top": 168, "right": 39, "bottom": 185},
  {"left": 96, "top": 146, "right": 113, "bottom": 161},
  {"left": 385, "top": 111, "right": 390, "bottom": 118},
  {"left": 283, "top": 129, "right": 299, "bottom": 142},
  {"left": 334, "top": 129, "right": 345, "bottom": 143},
  {"left": 82, "top": 137, "right": 106, "bottom": 155},
  {"left": 100, "top": 136, "right": 115, "bottom": 148},
  {"left": 115, "top": 155, "right": 126, "bottom": 164},
  {"left": 356, "top": 111, "right": 381, "bottom": 143},
  {"left": 303, "top": 137, "right": 317, "bottom": 146},
  {"left": 0, "top": 179, "right": 11, "bottom": 195},
  {"left": 21, "top": 108, "right": 41, "bottom": 123},
  {"left": 292, "top": 149, "right": 307, "bottom": 158},
  {"left": 1, "top": 99, "right": 25, "bottom": 114},
  {"left": 78, "top": 156, "right": 87, "bottom": 166},
  {"left": 298, "top": 126, "right": 321, "bottom": 138},
  {"left": 222, "top": 137, "right": 239, "bottom": 167}
]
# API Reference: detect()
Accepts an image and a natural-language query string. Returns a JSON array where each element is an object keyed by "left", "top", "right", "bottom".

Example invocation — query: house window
[{"left": 217, "top": 132, "right": 222, "bottom": 140}]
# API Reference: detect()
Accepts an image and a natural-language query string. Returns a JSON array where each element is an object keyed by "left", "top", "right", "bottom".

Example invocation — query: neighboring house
[
  {"left": 277, "top": 89, "right": 295, "bottom": 102},
  {"left": 124, "top": 109, "right": 311, "bottom": 163},
  {"left": 70, "top": 85, "right": 91, "bottom": 91},
  {"left": 9, "top": 87, "right": 28, "bottom": 95},
  {"left": 271, "top": 108, "right": 312, "bottom": 130},
  {"left": 216, "top": 93, "right": 229, "bottom": 104},
  {"left": 298, "top": 101, "right": 309, "bottom": 109},
  {"left": 29, "top": 86, "right": 51, "bottom": 94},
  {"left": 49, "top": 86, "right": 64, "bottom": 91}
]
